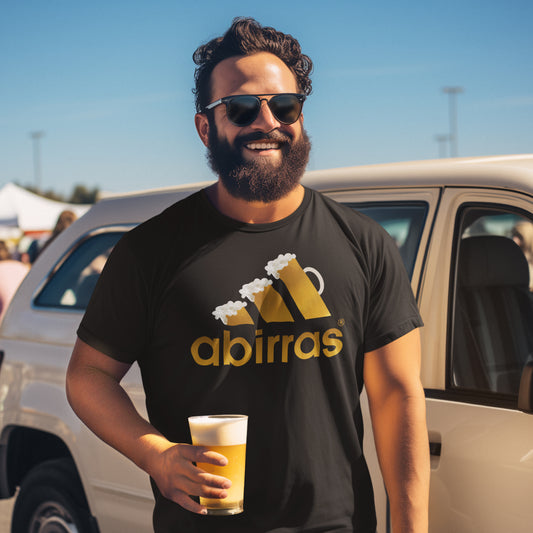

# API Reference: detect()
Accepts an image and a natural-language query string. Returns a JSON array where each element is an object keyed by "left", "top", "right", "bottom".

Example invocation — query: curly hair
[{"left": 193, "top": 17, "right": 313, "bottom": 113}]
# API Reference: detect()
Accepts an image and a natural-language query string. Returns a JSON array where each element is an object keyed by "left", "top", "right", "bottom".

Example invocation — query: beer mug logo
[
  {"left": 212, "top": 301, "right": 254, "bottom": 326},
  {"left": 213, "top": 253, "right": 331, "bottom": 326},
  {"left": 302, "top": 267, "right": 324, "bottom": 295},
  {"left": 239, "top": 278, "right": 294, "bottom": 323}
]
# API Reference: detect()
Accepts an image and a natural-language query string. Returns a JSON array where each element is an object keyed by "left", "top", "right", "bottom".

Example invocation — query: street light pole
[
  {"left": 30, "top": 131, "right": 45, "bottom": 192},
  {"left": 434, "top": 134, "right": 449, "bottom": 159},
  {"left": 442, "top": 87, "right": 463, "bottom": 157}
]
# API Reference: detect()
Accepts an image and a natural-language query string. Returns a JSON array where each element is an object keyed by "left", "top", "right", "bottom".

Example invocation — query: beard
[{"left": 206, "top": 122, "right": 311, "bottom": 203}]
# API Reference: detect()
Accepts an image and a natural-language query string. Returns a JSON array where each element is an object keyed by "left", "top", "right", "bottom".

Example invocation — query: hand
[{"left": 148, "top": 443, "right": 232, "bottom": 514}]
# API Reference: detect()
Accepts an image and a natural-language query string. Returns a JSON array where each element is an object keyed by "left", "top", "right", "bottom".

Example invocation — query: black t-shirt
[{"left": 78, "top": 187, "right": 422, "bottom": 533}]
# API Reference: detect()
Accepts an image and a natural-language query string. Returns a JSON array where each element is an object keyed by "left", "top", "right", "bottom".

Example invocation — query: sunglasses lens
[
  {"left": 269, "top": 94, "right": 303, "bottom": 124},
  {"left": 226, "top": 96, "right": 260, "bottom": 126},
  {"left": 223, "top": 94, "right": 304, "bottom": 126}
]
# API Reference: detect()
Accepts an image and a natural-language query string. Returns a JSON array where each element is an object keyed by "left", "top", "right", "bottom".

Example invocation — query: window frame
[{"left": 444, "top": 202, "right": 533, "bottom": 409}]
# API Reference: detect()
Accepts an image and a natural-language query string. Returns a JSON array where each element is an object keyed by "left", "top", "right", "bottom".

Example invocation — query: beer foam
[
  {"left": 265, "top": 253, "right": 296, "bottom": 279},
  {"left": 239, "top": 278, "right": 273, "bottom": 302},
  {"left": 212, "top": 301, "right": 247, "bottom": 325},
  {"left": 189, "top": 415, "right": 248, "bottom": 446}
]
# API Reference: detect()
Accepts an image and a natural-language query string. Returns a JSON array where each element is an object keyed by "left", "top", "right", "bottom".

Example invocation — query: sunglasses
[{"left": 204, "top": 93, "right": 306, "bottom": 127}]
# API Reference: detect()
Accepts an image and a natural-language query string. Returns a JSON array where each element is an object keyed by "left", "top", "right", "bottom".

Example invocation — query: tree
[
  {"left": 16, "top": 183, "right": 99, "bottom": 204},
  {"left": 68, "top": 184, "right": 99, "bottom": 204}
]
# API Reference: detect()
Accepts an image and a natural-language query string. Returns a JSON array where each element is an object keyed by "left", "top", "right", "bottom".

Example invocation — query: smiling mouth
[{"left": 245, "top": 141, "right": 282, "bottom": 151}]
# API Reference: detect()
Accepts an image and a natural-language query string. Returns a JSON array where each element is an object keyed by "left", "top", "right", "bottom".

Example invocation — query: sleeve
[
  {"left": 77, "top": 233, "right": 149, "bottom": 364},
  {"left": 362, "top": 225, "right": 423, "bottom": 353}
]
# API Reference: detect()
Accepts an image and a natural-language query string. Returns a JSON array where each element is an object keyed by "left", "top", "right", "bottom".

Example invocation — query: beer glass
[{"left": 188, "top": 414, "right": 248, "bottom": 515}]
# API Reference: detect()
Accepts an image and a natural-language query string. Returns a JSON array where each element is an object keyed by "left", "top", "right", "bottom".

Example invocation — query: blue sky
[{"left": 1, "top": 0, "right": 532, "bottom": 195}]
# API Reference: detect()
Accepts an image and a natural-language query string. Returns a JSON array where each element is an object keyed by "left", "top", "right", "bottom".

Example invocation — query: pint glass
[{"left": 188, "top": 414, "right": 248, "bottom": 515}]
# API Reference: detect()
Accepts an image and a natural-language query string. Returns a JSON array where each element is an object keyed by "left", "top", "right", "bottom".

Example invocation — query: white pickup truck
[{"left": 1, "top": 155, "right": 532, "bottom": 533}]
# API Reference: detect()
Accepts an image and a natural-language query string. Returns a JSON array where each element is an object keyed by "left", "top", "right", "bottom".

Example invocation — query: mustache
[{"left": 234, "top": 130, "right": 293, "bottom": 147}]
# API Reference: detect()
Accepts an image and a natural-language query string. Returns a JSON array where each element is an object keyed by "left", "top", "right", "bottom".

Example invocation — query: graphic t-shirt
[{"left": 78, "top": 187, "right": 423, "bottom": 533}]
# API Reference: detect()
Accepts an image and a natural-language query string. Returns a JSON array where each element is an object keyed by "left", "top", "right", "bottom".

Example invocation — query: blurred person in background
[
  {"left": 26, "top": 209, "right": 78, "bottom": 264},
  {"left": 0, "top": 240, "right": 29, "bottom": 323},
  {"left": 512, "top": 220, "right": 533, "bottom": 291},
  {"left": 0, "top": 241, "right": 11, "bottom": 262}
]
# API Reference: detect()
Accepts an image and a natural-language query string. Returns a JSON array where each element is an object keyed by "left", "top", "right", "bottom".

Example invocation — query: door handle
[
  {"left": 429, "top": 441, "right": 441, "bottom": 456},
  {"left": 428, "top": 432, "right": 442, "bottom": 469}
]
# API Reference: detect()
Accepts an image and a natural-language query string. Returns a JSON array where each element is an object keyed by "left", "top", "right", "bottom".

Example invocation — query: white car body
[{"left": 1, "top": 154, "right": 532, "bottom": 532}]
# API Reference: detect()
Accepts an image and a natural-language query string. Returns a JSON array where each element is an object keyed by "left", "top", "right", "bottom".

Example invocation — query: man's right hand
[{"left": 147, "top": 442, "right": 232, "bottom": 514}]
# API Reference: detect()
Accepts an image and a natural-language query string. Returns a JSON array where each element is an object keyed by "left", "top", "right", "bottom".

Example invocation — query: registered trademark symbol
[{"left": 337, "top": 318, "right": 345, "bottom": 327}]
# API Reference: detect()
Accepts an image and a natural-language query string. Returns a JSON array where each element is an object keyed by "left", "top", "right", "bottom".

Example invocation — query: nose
[{"left": 250, "top": 98, "right": 281, "bottom": 131}]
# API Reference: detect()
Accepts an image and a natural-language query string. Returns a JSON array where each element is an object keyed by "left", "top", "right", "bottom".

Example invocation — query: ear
[{"left": 195, "top": 113, "right": 210, "bottom": 147}]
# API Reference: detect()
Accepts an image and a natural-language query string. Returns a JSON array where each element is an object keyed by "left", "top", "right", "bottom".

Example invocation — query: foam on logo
[{"left": 213, "top": 301, "right": 254, "bottom": 326}]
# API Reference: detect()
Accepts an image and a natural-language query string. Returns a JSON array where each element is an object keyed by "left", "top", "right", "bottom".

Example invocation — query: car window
[
  {"left": 451, "top": 206, "right": 533, "bottom": 397},
  {"left": 34, "top": 231, "right": 124, "bottom": 310},
  {"left": 348, "top": 202, "right": 428, "bottom": 278}
]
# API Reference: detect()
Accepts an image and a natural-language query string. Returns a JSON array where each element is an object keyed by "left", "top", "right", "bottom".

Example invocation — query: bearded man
[{"left": 67, "top": 17, "right": 429, "bottom": 533}]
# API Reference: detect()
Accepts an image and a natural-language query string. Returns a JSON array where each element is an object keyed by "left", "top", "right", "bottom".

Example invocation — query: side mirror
[{"left": 518, "top": 361, "right": 533, "bottom": 413}]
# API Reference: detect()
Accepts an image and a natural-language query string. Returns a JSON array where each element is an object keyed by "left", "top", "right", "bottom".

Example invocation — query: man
[{"left": 67, "top": 17, "right": 429, "bottom": 533}]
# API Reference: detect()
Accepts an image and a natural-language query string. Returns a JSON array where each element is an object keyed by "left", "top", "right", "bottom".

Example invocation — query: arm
[
  {"left": 66, "top": 338, "right": 231, "bottom": 514},
  {"left": 364, "top": 328, "right": 430, "bottom": 533}
]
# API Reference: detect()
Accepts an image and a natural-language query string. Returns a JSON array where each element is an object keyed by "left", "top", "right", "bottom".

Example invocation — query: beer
[
  {"left": 265, "top": 253, "right": 330, "bottom": 319},
  {"left": 188, "top": 415, "right": 248, "bottom": 515}
]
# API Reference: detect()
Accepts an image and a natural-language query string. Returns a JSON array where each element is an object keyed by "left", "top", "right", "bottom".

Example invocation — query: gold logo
[
  {"left": 190, "top": 254, "right": 342, "bottom": 367},
  {"left": 212, "top": 253, "right": 331, "bottom": 326},
  {"left": 191, "top": 328, "right": 344, "bottom": 367}
]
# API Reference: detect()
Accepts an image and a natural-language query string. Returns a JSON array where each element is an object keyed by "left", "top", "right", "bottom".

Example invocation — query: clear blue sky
[{"left": 1, "top": 0, "right": 532, "bottom": 195}]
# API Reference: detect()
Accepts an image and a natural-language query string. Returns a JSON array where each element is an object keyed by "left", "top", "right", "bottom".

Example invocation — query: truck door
[{"left": 423, "top": 189, "right": 533, "bottom": 533}]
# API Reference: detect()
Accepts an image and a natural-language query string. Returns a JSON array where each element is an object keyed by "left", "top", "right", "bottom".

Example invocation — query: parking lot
[{"left": 1, "top": 157, "right": 533, "bottom": 532}]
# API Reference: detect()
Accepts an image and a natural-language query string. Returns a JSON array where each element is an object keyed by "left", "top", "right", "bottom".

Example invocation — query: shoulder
[
  {"left": 307, "top": 188, "right": 391, "bottom": 243},
  {"left": 133, "top": 190, "right": 204, "bottom": 237},
  {"left": 100, "top": 190, "right": 209, "bottom": 279},
  {"left": 120, "top": 190, "right": 206, "bottom": 252}
]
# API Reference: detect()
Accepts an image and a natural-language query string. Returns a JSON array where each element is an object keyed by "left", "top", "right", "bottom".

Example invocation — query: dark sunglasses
[{"left": 204, "top": 93, "right": 306, "bottom": 127}]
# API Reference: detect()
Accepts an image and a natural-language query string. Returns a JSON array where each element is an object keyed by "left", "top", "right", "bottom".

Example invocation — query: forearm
[
  {"left": 371, "top": 390, "right": 430, "bottom": 533},
  {"left": 66, "top": 360, "right": 171, "bottom": 475}
]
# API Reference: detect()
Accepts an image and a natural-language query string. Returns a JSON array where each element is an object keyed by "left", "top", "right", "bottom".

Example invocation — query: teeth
[{"left": 246, "top": 142, "right": 279, "bottom": 150}]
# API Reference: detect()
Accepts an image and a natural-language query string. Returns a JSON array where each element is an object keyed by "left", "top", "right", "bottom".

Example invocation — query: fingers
[
  {"left": 181, "top": 443, "right": 228, "bottom": 466},
  {"left": 178, "top": 467, "right": 231, "bottom": 497},
  {"left": 180, "top": 445, "right": 232, "bottom": 495},
  {"left": 173, "top": 486, "right": 228, "bottom": 516},
  {"left": 174, "top": 491, "right": 208, "bottom": 515},
  {"left": 153, "top": 444, "right": 231, "bottom": 515}
]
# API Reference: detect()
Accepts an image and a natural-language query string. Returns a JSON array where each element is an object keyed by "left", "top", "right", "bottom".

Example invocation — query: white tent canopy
[{"left": 0, "top": 183, "right": 90, "bottom": 235}]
